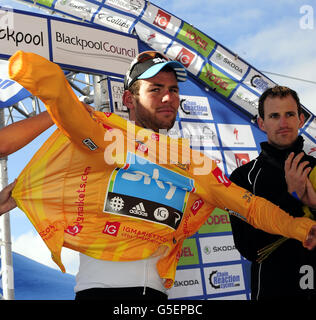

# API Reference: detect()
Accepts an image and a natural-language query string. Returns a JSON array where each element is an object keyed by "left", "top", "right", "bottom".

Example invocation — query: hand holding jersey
[{"left": 0, "top": 180, "right": 17, "bottom": 215}]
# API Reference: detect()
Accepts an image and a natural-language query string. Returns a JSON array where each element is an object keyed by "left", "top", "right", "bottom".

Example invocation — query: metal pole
[
  {"left": 93, "top": 75, "right": 110, "bottom": 112},
  {"left": 0, "top": 108, "right": 14, "bottom": 300}
]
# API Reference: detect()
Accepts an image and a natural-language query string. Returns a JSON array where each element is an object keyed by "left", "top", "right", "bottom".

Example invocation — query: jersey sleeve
[
  {"left": 8, "top": 50, "right": 106, "bottom": 152},
  {"left": 189, "top": 155, "right": 315, "bottom": 247}
]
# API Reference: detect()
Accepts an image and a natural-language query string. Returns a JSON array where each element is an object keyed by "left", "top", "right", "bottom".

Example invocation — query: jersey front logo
[{"left": 103, "top": 152, "right": 195, "bottom": 230}]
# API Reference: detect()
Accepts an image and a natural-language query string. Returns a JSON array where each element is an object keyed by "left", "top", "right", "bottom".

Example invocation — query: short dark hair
[{"left": 258, "top": 85, "right": 302, "bottom": 119}]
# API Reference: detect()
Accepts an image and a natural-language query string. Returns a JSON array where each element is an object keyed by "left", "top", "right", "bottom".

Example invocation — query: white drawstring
[{"left": 143, "top": 258, "right": 148, "bottom": 295}]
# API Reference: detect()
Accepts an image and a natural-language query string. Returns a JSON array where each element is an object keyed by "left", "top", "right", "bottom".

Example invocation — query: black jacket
[{"left": 230, "top": 136, "right": 316, "bottom": 300}]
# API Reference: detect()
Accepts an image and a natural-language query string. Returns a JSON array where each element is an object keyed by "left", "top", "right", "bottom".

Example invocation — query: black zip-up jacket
[{"left": 230, "top": 136, "right": 316, "bottom": 300}]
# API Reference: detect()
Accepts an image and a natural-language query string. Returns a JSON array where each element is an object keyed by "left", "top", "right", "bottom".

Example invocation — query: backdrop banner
[{"left": 1, "top": 2, "right": 316, "bottom": 300}]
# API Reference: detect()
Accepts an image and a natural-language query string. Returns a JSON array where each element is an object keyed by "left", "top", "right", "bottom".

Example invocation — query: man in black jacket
[{"left": 230, "top": 86, "right": 316, "bottom": 300}]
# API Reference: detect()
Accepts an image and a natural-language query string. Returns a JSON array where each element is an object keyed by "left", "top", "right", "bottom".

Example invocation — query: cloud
[
  {"left": 155, "top": 0, "right": 316, "bottom": 114},
  {"left": 233, "top": 17, "right": 316, "bottom": 65},
  {"left": 230, "top": 15, "right": 316, "bottom": 114},
  {"left": 12, "top": 231, "right": 79, "bottom": 276}
]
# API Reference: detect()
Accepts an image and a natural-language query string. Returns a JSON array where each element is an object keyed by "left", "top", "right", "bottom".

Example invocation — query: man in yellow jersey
[
  {"left": 4, "top": 50, "right": 316, "bottom": 301},
  {"left": 74, "top": 52, "right": 189, "bottom": 300}
]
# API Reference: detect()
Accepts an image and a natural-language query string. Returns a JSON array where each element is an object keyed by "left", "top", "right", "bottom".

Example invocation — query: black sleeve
[{"left": 229, "top": 166, "right": 281, "bottom": 262}]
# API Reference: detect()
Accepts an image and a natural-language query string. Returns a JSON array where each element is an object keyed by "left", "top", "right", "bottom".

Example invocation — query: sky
[{"left": 1, "top": 0, "right": 316, "bottom": 276}]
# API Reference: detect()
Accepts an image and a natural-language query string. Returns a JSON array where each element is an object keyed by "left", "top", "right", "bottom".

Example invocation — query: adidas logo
[{"left": 129, "top": 202, "right": 148, "bottom": 217}]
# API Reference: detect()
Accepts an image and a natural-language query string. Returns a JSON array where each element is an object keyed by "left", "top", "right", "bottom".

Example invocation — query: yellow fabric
[
  {"left": 303, "top": 166, "right": 316, "bottom": 218},
  {"left": 257, "top": 166, "right": 316, "bottom": 263},
  {"left": 9, "top": 51, "right": 316, "bottom": 288}
]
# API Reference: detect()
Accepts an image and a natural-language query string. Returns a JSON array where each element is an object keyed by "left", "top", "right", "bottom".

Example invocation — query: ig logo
[
  {"left": 153, "top": 9, "right": 171, "bottom": 30},
  {"left": 103, "top": 221, "right": 120, "bottom": 236}
]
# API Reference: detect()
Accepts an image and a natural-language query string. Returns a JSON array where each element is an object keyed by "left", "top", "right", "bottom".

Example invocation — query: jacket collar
[{"left": 259, "top": 136, "right": 304, "bottom": 169}]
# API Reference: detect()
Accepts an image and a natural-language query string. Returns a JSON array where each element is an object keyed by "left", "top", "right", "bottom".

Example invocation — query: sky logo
[
  {"left": 103, "top": 152, "right": 195, "bottom": 229},
  {"left": 117, "top": 152, "right": 195, "bottom": 211}
]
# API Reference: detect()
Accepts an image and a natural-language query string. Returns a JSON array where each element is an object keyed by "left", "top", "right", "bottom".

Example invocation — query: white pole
[{"left": 0, "top": 108, "right": 14, "bottom": 300}]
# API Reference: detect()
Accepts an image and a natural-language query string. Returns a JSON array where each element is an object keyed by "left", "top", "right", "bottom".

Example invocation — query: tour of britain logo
[{"left": 103, "top": 152, "right": 195, "bottom": 230}]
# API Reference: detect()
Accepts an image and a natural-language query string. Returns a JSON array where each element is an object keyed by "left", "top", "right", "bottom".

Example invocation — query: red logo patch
[
  {"left": 212, "top": 167, "right": 231, "bottom": 187},
  {"left": 190, "top": 198, "right": 204, "bottom": 215},
  {"left": 234, "top": 153, "right": 250, "bottom": 167},
  {"left": 103, "top": 221, "right": 120, "bottom": 237},
  {"left": 65, "top": 225, "right": 83, "bottom": 236},
  {"left": 153, "top": 9, "right": 171, "bottom": 30},
  {"left": 176, "top": 48, "right": 195, "bottom": 68}
]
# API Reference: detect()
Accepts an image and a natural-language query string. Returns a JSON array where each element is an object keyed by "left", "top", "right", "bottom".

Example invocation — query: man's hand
[
  {"left": 0, "top": 180, "right": 17, "bottom": 215},
  {"left": 304, "top": 225, "right": 316, "bottom": 250},
  {"left": 285, "top": 152, "right": 316, "bottom": 208},
  {"left": 285, "top": 152, "right": 311, "bottom": 199}
]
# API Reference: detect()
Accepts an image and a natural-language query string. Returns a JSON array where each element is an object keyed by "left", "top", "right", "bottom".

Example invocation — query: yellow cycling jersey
[{"left": 9, "top": 51, "right": 315, "bottom": 288}]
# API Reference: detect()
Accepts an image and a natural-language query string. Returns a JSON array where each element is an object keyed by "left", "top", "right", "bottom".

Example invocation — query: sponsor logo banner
[
  {"left": 54, "top": 0, "right": 99, "bottom": 21},
  {"left": 199, "top": 63, "right": 237, "bottom": 97},
  {"left": 168, "top": 268, "right": 203, "bottom": 299},
  {"left": 105, "top": 0, "right": 145, "bottom": 16},
  {"left": 50, "top": 19, "right": 138, "bottom": 75},
  {"left": 181, "top": 121, "right": 219, "bottom": 147},
  {"left": 243, "top": 68, "right": 275, "bottom": 95},
  {"left": 93, "top": 6, "right": 135, "bottom": 33},
  {"left": 0, "top": 8, "right": 139, "bottom": 78},
  {"left": 217, "top": 124, "right": 256, "bottom": 148},
  {"left": 177, "top": 22, "right": 215, "bottom": 57},
  {"left": 178, "top": 95, "right": 213, "bottom": 120},
  {"left": 134, "top": 22, "right": 172, "bottom": 54},
  {"left": 178, "top": 238, "right": 199, "bottom": 266},
  {"left": 142, "top": 3, "right": 181, "bottom": 36},
  {"left": 0, "top": 9, "right": 50, "bottom": 59},
  {"left": 210, "top": 45, "right": 248, "bottom": 81},
  {"left": 224, "top": 150, "right": 259, "bottom": 174},
  {"left": 204, "top": 264, "right": 245, "bottom": 295},
  {"left": 166, "top": 41, "right": 204, "bottom": 76},
  {"left": 230, "top": 85, "right": 260, "bottom": 116},
  {"left": 200, "top": 235, "right": 240, "bottom": 263}
]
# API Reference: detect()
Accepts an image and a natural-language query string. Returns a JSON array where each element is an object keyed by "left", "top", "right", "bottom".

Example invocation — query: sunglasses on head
[
  {"left": 128, "top": 51, "right": 170, "bottom": 74},
  {"left": 135, "top": 50, "right": 169, "bottom": 64},
  {"left": 124, "top": 51, "right": 171, "bottom": 89}
]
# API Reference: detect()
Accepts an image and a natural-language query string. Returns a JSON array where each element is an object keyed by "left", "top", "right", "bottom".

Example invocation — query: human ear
[
  {"left": 257, "top": 116, "right": 266, "bottom": 132},
  {"left": 122, "top": 90, "right": 135, "bottom": 111},
  {"left": 298, "top": 112, "right": 305, "bottom": 129}
]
